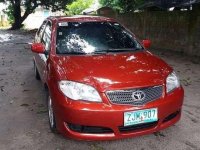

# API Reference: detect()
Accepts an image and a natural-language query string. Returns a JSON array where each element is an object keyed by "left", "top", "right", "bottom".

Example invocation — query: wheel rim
[{"left": 48, "top": 96, "right": 54, "bottom": 128}]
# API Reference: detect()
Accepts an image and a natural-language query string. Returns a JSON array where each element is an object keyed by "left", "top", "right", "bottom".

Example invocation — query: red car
[{"left": 31, "top": 16, "right": 184, "bottom": 140}]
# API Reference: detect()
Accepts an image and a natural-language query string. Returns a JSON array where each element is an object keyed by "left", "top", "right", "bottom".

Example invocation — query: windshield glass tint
[{"left": 56, "top": 22, "right": 143, "bottom": 54}]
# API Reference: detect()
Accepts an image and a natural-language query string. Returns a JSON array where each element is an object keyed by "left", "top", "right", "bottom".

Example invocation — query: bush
[{"left": 66, "top": 0, "right": 94, "bottom": 15}]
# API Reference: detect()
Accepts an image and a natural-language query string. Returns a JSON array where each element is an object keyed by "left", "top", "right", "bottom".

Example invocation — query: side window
[
  {"left": 35, "top": 21, "right": 47, "bottom": 42},
  {"left": 42, "top": 22, "right": 52, "bottom": 55}
]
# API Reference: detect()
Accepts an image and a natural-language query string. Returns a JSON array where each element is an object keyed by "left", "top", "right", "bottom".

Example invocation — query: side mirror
[
  {"left": 31, "top": 43, "right": 45, "bottom": 53},
  {"left": 142, "top": 40, "right": 151, "bottom": 49}
]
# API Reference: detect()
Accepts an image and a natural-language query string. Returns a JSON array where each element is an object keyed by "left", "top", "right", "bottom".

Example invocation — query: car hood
[{"left": 54, "top": 51, "right": 172, "bottom": 92}]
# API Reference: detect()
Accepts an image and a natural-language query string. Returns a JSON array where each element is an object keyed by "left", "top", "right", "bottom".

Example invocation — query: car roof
[{"left": 47, "top": 15, "right": 116, "bottom": 23}]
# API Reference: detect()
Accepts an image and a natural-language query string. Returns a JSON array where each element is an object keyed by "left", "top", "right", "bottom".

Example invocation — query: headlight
[
  {"left": 166, "top": 71, "right": 180, "bottom": 93},
  {"left": 58, "top": 80, "right": 102, "bottom": 102}
]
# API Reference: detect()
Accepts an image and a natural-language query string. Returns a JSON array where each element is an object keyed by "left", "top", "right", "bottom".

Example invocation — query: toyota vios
[{"left": 31, "top": 16, "right": 184, "bottom": 140}]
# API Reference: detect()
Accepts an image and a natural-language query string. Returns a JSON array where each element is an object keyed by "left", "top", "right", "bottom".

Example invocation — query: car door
[
  {"left": 34, "top": 20, "right": 47, "bottom": 79},
  {"left": 34, "top": 21, "right": 52, "bottom": 83},
  {"left": 39, "top": 21, "right": 52, "bottom": 83}
]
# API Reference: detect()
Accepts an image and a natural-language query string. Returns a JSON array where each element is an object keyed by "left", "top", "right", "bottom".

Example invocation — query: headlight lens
[
  {"left": 58, "top": 80, "right": 102, "bottom": 102},
  {"left": 166, "top": 71, "right": 180, "bottom": 93}
]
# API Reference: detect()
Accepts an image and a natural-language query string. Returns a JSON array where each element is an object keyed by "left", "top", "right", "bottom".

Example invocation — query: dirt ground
[{"left": 0, "top": 30, "right": 200, "bottom": 150}]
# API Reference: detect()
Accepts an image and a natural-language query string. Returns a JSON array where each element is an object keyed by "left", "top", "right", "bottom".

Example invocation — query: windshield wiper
[
  {"left": 58, "top": 52, "right": 86, "bottom": 55},
  {"left": 93, "top": 48, "right": 143, "bottom": 54},
  {"left": 57, "top": 48, "right": 143, "bottom": 55}
]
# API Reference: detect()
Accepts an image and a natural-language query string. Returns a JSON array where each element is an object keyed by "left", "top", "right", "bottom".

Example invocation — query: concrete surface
[{"left": 0, "top": 30, "right": 200, "bottom": 150}]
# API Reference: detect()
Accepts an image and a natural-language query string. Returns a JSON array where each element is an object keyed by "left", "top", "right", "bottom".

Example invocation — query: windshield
[{"left": 56, "top": 22, "right": 143, "bottom": 54}]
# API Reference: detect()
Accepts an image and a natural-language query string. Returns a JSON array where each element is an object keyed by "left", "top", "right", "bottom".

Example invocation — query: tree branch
[
  {"left": 21, "top": 5, "right": 37, "bottom": 22},
  {"left": 10, "top": 0, "right": 14, "bottom": 5},
  {"left": 21, "top": 0, "right": 42, "bottom": 22}
]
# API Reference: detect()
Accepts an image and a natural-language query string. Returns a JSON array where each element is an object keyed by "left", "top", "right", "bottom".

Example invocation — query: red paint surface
[{"left": 31, "top": 43, "right": 45, "bottom": 53}]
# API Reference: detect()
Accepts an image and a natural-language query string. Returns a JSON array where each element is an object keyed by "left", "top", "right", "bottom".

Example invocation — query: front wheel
[{"left": 47, "top": 91, "right": 57, "bottom": 133}]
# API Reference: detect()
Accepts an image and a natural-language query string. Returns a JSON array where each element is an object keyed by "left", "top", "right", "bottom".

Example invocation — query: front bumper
[{"left": 51, "top": 86, "right": 184, "bottom": 140}]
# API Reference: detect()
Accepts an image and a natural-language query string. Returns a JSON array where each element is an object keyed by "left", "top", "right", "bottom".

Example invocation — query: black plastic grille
[
  {"left": 67, "top": 123, "right": 113, "bottom": 134},
  {"left": 163, "top": 111, "right": 180, "bottom": 123},
  {"left": 106, "top": 85, "right": 163, "bottom": 106}
]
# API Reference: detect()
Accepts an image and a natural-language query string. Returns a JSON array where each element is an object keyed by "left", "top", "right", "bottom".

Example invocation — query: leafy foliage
[
  {"left": 66, "top": 0, "right": 94, "bottom": 15},
  {"left": 99, "top": 0, "right": 145, "bottom": 13},
  {"left": 3, "top": 4, "right": 14, "bottom": 24},
  {"left": 0, "top": 0, "right": 73, "bottom": 29}
]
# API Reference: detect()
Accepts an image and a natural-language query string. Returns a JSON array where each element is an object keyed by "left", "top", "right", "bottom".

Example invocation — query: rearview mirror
[
  {"left": 31, "top": 43, "right": 45, "bottom": 53},
  {"left": 142, "top": 40, "right": 151, "bottom": 49}
]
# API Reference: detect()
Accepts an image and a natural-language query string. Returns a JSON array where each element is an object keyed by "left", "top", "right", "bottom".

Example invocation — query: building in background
[
  {"left": 23, "top": 7, "right": 64, "bottom": 29},
  {"left": 0, "top": 3, "right": 9, "bottom": 27},
  {"left": 137, "top": 0, "right": 200, "bottom": 11}
]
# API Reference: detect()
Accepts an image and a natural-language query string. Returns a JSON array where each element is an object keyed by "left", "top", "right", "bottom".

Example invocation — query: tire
[
  {"left": 34, "top": 61, "right": 40, "bottom": 80},
  {"left": 47, "top": 90, "right": 57, "bottom": 133}
]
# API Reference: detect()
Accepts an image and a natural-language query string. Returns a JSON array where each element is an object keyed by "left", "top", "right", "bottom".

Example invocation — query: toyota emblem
[{"left": 131, "top": 90, "right": 146, "bottom": 101}]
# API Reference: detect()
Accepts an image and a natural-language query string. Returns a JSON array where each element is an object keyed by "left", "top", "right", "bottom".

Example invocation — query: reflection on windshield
[
  {"left": 56, "top": 22, "right": 143, "bottom": 54},
  {"left": 65, "top": 34, "right": 95, "bottom": 53}
]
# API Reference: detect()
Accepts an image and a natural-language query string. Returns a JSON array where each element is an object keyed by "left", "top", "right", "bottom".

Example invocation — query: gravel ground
[{"left": 0, "top": 30, "right": 200, "bottom": 150}]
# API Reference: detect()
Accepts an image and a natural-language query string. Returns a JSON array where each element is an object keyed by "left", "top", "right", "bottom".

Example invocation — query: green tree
[
  {"left": 66, "top": 0, "right": 94, "bottom": 15},
  {"left": 99, "top": 0, "right": 144, "bottom": 13},
  {"left": 0, "top": 0, "right": 73, "bottom": 30},
  {"left": 3, "top": 4, "right": 14, "bottom": 24}
]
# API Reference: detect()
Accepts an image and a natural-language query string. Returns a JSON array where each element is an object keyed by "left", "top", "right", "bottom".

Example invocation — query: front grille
[
  {"left": 119, "top": 121, "right": 158, "bottom": 132},
  {"left": 67, "top": 123, "right": 113, "bottom": 134},
  {"left": 106, "top": 85, "right": 163, "bottom": 106}
]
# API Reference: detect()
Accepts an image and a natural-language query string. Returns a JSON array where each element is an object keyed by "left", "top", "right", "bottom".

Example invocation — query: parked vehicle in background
[{"left": 31, "top": 16, "right": 184, "bottom": 140}]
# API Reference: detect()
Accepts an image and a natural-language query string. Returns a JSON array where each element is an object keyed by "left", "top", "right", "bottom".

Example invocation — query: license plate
[{"left": 124, "top": 108, "right": 158, "bottom": 126}]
